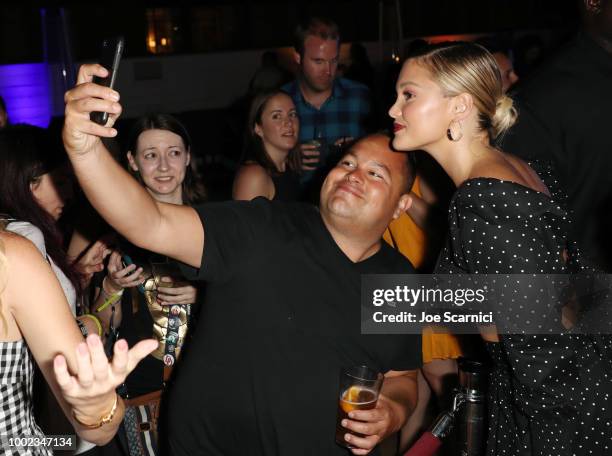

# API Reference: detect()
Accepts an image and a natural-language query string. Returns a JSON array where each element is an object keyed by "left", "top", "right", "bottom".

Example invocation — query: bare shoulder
[
  {"left": 236, "top": 163, "right": 270, "bottom": 181},
  {"left": 500, "top": 153, "right": 550, "bottom": 195},
  {"left": 0, "top": 231, "right": 57, "bottom": 327},
  {"left": 470, "top": 152, "right": 549, "bottom": 194},
  {"left": 233, "top": 163, "right": 274, "bottom": 200},
  {"left": 476, "top": 162, "right": 524, "bottom": 182},
  {"left": 1, "top": 231, "right": 42, "bottom": 260},
  {"left": 1, "top": 231, "right": 53, "bottom": 284}
]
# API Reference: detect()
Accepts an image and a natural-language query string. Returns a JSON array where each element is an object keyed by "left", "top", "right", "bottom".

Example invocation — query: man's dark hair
[
  {"left": 376, "top": 132, "right": 417, "bottom": 193},
  {"left": 294, "top": 17, "right": 340, "bottom": 57},
  {"left": 359, "top": 133, "right": 417, "bottom": 193}
]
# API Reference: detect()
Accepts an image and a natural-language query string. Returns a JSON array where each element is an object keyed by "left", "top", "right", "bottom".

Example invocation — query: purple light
[{"left": 0, "top": 63, "right": 51, "bottom": 127}]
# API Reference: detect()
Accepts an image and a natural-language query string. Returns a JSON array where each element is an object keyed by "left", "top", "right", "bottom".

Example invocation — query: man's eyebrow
[{"left": 370, "top": 161, "right": 391, "bottom": 174}]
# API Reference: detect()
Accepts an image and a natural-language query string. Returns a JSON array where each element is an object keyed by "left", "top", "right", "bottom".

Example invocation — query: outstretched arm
[
  {"left": 2, "top": 233, "right": 156, "bottom": 444},
  {"left": 62, "top": 64, "right": 203, "bottom": 267}
]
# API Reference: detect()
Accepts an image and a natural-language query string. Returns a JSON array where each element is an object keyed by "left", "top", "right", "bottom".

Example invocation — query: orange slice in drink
[{"left": 340, "top": 386, "right": 361, "bottom": 413}]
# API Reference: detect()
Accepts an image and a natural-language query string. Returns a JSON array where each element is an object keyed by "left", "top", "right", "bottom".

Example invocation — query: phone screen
[{"left": 122, "top": 254, "right": 134, "bottom": 269}]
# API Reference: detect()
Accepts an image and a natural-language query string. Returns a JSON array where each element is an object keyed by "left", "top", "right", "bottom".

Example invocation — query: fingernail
[
  {"left": 110, "top": 91, "right": 119, "bottom": 101},
  {"left": 345, "top": 434, "right": 351, "bottom": 442},
  {"left": 88, "top": 335, "right": 100, "bottom": 346},
  {"left": 110, "top": 128, "right": 118, "bottom": 137},
  {"left": 341, "top": 419, "right": 348, "bottom": 427},
  {"left": 348, "top": 412, "right": 354, "bottom": 419},
  {"left": 54, "top": 355, "right": 66, "bottom": 368},
  {"left": 78, "top": 343, "right": 88, "bottom": 355}
]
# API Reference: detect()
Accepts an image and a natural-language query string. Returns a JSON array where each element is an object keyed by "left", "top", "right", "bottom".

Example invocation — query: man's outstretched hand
[{"left": 63, "top": 64, "right": 122, "bottom": 158}]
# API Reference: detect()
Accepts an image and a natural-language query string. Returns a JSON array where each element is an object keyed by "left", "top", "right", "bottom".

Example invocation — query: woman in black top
[
  {"left": 232, "top": 90, "right": 301, "bottom": 202},
  {"left": 93, "top": 113, "right": 205, "bottom": 455},
  {"left": 389, "top": 42, "right": 611, "bottom": 456}
]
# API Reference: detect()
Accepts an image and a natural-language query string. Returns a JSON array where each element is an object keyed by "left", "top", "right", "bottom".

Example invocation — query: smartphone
[
  {"left": 122, "top": 254, "right": 146, "bottom": 294},
  {"left": 90, "top": 36, "right": 125, "bottom": 126}
]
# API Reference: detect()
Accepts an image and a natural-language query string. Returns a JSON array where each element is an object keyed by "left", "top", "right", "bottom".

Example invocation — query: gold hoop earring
[{"left": 447, "top": 121, "right": 463, "bottom": 142}]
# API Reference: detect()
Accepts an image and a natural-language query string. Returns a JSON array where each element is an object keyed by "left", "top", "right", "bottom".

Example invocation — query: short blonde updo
[{"left": 408, "top": 41, "right": 517, "bottom": 140}]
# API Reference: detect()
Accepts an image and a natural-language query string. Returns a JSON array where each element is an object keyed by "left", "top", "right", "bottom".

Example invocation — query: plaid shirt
[
  {"left": 282, "top": 77, "right": 371, "bottom": 180},
  {"left": 0, "top": 340, "right": 51, "bottom": 455}
]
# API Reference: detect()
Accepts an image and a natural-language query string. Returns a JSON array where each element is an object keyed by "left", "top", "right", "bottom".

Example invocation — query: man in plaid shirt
[{"left": 282, "top": 17, "right": 371, "bottom": 193}]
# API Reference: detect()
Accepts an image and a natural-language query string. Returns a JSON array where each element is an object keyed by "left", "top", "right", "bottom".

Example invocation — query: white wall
[
  {"left": 40, "top": 32, "right": 550, "bottom": 120},
  {"left": 61, "top": 42, "right": 369, "bottom": 119},
  {"left": 113, "top": 50, "right": 262, "bottom": 117}
]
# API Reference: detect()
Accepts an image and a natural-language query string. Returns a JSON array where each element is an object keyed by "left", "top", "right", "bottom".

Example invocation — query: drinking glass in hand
[
  {"left": 335, "top": 365, "right": 384, "bottom": 448},
  {"left": 303, "top": 127, "right": 325, "bottom": 170}
]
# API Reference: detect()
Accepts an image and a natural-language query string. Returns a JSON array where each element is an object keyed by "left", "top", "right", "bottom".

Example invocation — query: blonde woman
[{"left": 389, "top": 42, "right": 611, "bottom": 455}]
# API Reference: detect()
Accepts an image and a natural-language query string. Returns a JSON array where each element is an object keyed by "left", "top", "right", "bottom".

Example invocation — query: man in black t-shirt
[
  {"left": 501, "top": 0, "right": 612, "bottom": 270},
  {"left": 62, "top": 80, "right": 421, "bottom": 456}
]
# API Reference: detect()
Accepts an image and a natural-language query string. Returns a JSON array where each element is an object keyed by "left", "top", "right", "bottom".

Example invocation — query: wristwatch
[{"left": 77, "top": 318, "right": 88, "bottom": 337}]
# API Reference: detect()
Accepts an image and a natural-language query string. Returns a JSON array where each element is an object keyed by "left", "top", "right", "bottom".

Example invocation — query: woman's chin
[
  {"left": 283, "top": 140, "right": 297, "bottom": 150},
  {"left": 150, "top": 185, "right": 180, "bottom": 198},
  {"left": 391, "top": 135, "right": 406, "bottom": 151},
  {"left": 392, "top": 135, "right": 421, "bottom": 152}
]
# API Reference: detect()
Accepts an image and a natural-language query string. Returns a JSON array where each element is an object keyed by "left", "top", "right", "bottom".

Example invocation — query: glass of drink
[
  {"left": 306, "top": 138, "right": 321, "bottom": 163},
  {"left": 335, "top": 365, "right": 384, "bottom": 448},
  {"left": 303, "top": 127, "right": 325, "bottom": 169}
]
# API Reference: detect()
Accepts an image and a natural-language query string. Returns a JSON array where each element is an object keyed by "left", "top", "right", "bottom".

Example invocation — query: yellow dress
[{"left": 383, "top": 175, "right": 462, "bottom": 364}]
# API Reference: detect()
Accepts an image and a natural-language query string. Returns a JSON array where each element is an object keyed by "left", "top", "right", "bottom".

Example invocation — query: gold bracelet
[{"left": 72, "top": 393, "right": 119, "bottom": 429}]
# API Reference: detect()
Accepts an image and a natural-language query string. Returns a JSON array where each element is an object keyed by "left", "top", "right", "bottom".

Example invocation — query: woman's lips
[{"left": 393, "top": 123, "right": 405, "bottom": 133}]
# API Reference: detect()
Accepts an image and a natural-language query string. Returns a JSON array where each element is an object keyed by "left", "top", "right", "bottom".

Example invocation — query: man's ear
[
  {"left": 449, "top": 93, "right": 474, "bottom": 122},
  {"left": 127, "top": 151, "right": 139, "bottom": 172},
  {"left": 293, "top": 50, "right": 302, "bottom": 66},
  {"left": 393, "top": 193, "right": 413, "bottom": 220}
]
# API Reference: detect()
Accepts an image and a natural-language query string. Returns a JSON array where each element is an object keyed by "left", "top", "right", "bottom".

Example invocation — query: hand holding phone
[
  {"left": 121, "top": 254, "right": 146, "bottom": 294},
  {"left": 90, "top": 36, "right": 125, "bottom": 126},
  {"left": 121, "top": 253, "right": 135, "bottom": 269}
]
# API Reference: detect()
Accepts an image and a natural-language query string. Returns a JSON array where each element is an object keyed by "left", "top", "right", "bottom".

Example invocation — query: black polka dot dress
[{"left": 435, "top": 163, "right": 612, "bottom": 456}]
